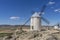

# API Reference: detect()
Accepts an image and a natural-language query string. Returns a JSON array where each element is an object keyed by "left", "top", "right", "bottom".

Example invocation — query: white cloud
[
  {"left": 48, "top": 1, "right": 55, "bottom": 5},
  {"left": 54, "top": 9, "right": 60, "bottom": 12},
  {"left": 10, "top": 16, "right": 20, "bottom": 20}
]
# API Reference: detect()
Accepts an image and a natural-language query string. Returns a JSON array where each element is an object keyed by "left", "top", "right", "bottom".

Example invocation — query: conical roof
[{"left": 32, "top": 12, "right": 40, "bottom": 17}]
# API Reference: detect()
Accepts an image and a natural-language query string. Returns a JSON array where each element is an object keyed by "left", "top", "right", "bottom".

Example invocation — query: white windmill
[
  {"left": 19, "top": 3, "right": 50, "bottom": 31},
  {"left": 30, "top": 12, "right": 41, "bottom": 30}
]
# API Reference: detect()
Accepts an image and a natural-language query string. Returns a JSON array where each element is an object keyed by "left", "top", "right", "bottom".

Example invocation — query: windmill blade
[
  {"left": 39, "top": 5, "right": 47, "bottom": 16},
  {"left": 41, "top": 17, "right": 50, "bottom": 24},
  {"left": 23, "top": 17, "right": 30, "bottom": 25},
  {"left": 40, "top": 5, "right": 47, "bottom": 13},
  {"left": 20, "top": 17, "right": 31, "bottom": 29},
  {"left": 40, "top": 0, "right": 51, "bottom": 15}
]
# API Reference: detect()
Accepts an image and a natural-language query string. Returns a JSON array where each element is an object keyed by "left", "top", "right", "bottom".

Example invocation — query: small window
[{"left": 32, "top": 26, "right": 33, "bottom": 29}]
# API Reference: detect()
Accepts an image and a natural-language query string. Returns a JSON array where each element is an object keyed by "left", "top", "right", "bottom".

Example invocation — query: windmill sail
[
  {"left": 23, "top": 18, "right": 30, "bottom": 26},
  {"left": 40, "top": 5, "right": 47, "bottom": 14},
  {"left": 20, "top": 17, "right": 30, "bottom": 29},
  {"left": 39, "top": 0, "right": 51, "bottom": 25},
  {"left": 41, "top": 17, "right": 50, "bottom": 24},
  {"left": 40, "top": 0, "right": 51, "bottom": 15}
]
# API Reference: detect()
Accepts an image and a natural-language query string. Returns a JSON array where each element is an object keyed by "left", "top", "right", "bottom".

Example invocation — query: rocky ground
[{"left": 0, "top": 29, "right": 60, "bottom": 40}]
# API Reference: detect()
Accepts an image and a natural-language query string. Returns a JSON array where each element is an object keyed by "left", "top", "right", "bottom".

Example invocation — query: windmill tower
[
  {"left": 30, "top": 12, "right": 49, "bottom": 31},
  {"left": 30, "top": 12, "right": 41, "bottom": 30}
]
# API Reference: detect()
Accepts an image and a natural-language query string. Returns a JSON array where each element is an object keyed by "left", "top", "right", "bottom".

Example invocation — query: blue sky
[{"left": 0, "top": 0, "right": 60, "bottom": 25}]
